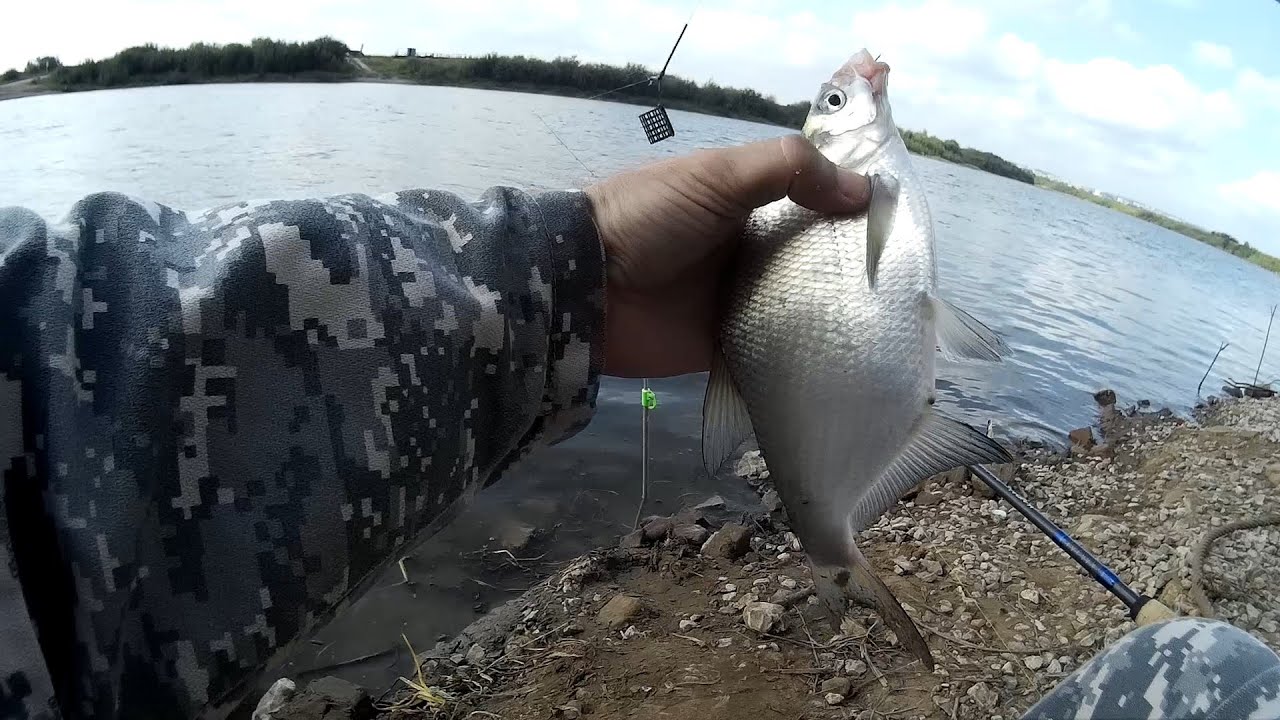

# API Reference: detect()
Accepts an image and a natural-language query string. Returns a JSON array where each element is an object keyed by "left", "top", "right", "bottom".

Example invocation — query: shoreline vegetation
[{"left": 4, "top": 36, "right": 1276, "bottom": 273}]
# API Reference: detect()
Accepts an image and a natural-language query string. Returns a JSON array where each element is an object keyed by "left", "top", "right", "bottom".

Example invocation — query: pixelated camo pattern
[
  {"left": 0, "top": 186, "right": 605, "bottom": 719},
  {"left": 1021, "top": 617, "right": 1280, "bottom": 719}
]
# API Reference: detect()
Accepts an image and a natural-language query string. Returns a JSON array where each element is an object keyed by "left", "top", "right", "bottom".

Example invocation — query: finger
[{"left": 705, "top": 134, "right": 872, "bottom": 215}]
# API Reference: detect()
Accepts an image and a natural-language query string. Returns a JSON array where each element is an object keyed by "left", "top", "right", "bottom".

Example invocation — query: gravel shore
[{"left": 262, "top": 392, "right": 1280, "bottom": 720}]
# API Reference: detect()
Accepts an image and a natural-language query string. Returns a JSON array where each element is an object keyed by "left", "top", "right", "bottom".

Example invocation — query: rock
[
  {"left": 679, "top": 619, "right": 698, "bottom": 631},
  {"left": 671, "top": 524, "right": 710, "bottom": 546},
  {"left": 966, "top": 681, "right": 998, "bottom": 710},
  {"left": 742, "top": 601, "right": 785, "bottom": 633},
  {"left": 937, "top": 600, "right": 954, "bottom": 614},
  {"left": 821, "top": 677, "right": 852, "bottom": 696},
  {"left": 694, "top": 495, "right": 726, "bottom": 511},
  {"left": 915, "top": 488, "right": 944, "bottom": 506},
  {"left": 761, "top": 490, "right": 783, "bottom": 513},
  {"left": 497, "top": 522, "right": 537, "bottom": 552},
  {"left": 619, "top": 530, "right": 645, "bottom": 549},
  {"left": 844, "top": 659, "right": 868, "bottom": 676},
  {"left": 557, "top": 701, "right": 583, "bottom": 719},
  {"left": 465, "top": 642, "right": 487, "bottom": 665},
  {"left": 253, "top": 678, "right": 297, "bottom": 720},
  {"left": 275, "top": 676, "right": 374, "bottom": 720},
  {"left": 1094, "top": 389, "right": 1117, "bottom": 407},
  {"left": 783, "top": 532, "right": 804, "bottom": 551},
  {"left": 1074, "top": 514, "right": 1131, "bottom": 544},
  {"left": 1089, "top": 443, "right": 1116, "bottom": 459},
  {"left": 824, "top": 692, "right": 847, "bottom": 706},
  {"left": 1024, "top": 656, "right": 1044, "bottom": 670},
  {"left": 1048, "top": 659, "right": 1063, "bottom": 674},
  {"left": 735, "top": 450, "right": 769, "bottom": 480},
  {"left": 641, "top": 516, "right": 675, "bottom": 542},
  {"left": 701, "top": 523, "right": 752, "bottom": 559},
  {"left": 1068, "top": 427, "right": 1095, "bottom": 450},
  {"left": 598, "top": 595, "right": 644, "bottom": 629},
  {"left": 1019, "top": 589, "right": 1041, "bottom": 605},
  {"left": 780, "top": 578, "right": 798, "bottom": 590}
]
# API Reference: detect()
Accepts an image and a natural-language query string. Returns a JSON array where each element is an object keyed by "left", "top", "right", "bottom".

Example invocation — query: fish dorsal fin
[
  {"left": 848, "top": 412, "right": 1012, "bottom": 532},
  {"left": 933, "top": 296, "right": 1010, "bottom": 362},
  {"left": 701, "top": 346, "right": 755, "bottom": 477},
  {"left": 866, "top": 173, "right": 900, "bottom": 288}
]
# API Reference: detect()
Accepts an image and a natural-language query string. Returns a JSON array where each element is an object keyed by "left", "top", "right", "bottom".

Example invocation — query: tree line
[{"left": 44, "top": 37, "right": 352, "bottom": 88}]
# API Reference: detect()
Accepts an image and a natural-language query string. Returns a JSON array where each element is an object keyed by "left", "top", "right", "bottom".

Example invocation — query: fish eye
[{"left": 825, "top": 90, "right": 846, "bottom": 110}]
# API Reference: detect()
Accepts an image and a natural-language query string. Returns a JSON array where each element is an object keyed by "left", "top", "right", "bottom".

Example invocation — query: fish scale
[{"left": 702, "top": 48, "right": 1016, "bottom": 670}]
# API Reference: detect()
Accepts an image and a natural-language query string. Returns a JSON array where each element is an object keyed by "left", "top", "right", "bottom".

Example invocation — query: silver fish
[{"left": 702, "top": 49, "right": 1013, "bottom": 669}]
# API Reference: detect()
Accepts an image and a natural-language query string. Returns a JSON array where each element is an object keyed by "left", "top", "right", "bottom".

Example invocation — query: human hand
[{"left": 584, "top": 134, "right": 872, "bottom": 378}]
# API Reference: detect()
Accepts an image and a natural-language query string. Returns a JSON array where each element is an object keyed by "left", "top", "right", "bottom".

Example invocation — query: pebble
[
  {"left": 597, "top": 595, "right": 644, "bottom": 629},
  {"left": 1020, "top": 589, "right": 1041, "bottom": 605},
  {"left": 820, "top": 677, "right": 852, "bottom": 696},
  {"left": 824, "top": 693, "right": 846, "bottom": 706},
  {"left": 845, "top": 659, "right": 868, "bottom": 676},
  {"left": 701, "top": 524, "right": 752, "bottom": 559},
  {"left": 1024, "top": 656, "right": 1044, "bottom": 670},
  {"left": 776, "top": 552, "right": 792, "bottom": 562},
  {"left": 780, "top": 578, "right": 797, "bottom": 590},
  {"left": 742, "top": 601, "right": 785, "bottom": 633},
  {"left": 679, "top": 619, "right": 698, "bottom": 631}
]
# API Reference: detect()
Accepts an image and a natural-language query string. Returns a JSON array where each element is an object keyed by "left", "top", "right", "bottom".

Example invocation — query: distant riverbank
[{"left": 5, "top": 36, "right": 1276, "bottom": 274}]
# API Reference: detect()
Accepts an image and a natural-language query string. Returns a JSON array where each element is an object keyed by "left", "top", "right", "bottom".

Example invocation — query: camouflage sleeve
[
  {"left": 0, "top": 186, "right": 606, "bottom": 719},
  {"left": 1022, "top": 617, "right": 1280, "bottom": 720}
]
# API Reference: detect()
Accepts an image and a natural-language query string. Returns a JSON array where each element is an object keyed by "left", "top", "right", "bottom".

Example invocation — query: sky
[{"left": 3, "top": 0, "right": 1280, "bottom": 253}]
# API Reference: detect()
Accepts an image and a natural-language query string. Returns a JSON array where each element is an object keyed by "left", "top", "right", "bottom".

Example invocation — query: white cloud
[
  {"left": 1237, "top": 68, "right": 1280, "bottom": 112},
  {"left": 1192, "top": 41, "right": 1235, "bottom": 70},
  {"left": 1220, "top": 171, "right": 1280, "bottom": 215}
]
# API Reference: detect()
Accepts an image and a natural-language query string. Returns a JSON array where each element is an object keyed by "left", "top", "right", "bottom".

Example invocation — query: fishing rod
[{"left": 966, "top": 462, "right": 1176, "bottom": 626}]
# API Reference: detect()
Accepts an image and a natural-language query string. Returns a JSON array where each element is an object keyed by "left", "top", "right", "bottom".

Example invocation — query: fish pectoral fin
[
  {"left": 865, "top": 173, "right": 900, "bottom": 288},
  {"left": 811, "top": 550, "right": 935, "bottom": 670},
  {"left": 701, "top": 346, "right": 755, "bottom": 477},
  {"left": 933, "top": 296, "right": 1011, "bottom": 362},
  {"left": 849, "top": 412, "right": 1013, "bottom": 531}
]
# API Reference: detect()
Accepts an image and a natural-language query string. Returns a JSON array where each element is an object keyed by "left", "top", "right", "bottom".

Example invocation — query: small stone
[
  {"left": 1094, "top": 389, "right": 1117, "bottom": 407},
  {"left": 701, "top": 523, "right": 752, "bottom": 559},
  {"left": 597, "top": 595, "right": 644, "bottom": 629},
  {"left": 558, "top": 701, "right": 583, "bottom": 719},
  {"left": 671, "top": 524, "right": 710, "bottom": 546},
  {"left": 824, "top": 693, "right": 846, "bottom": 706},
  {"left": 761, "top": 490, "right": 783, "bottom": 513},
  {"left": 776, "top": 552, "right": 792, "bottom": 562},
  {"left": 1001, "top": 661, "right": 1016, "bottom": 675},
  {"left": 465, "top": 643, "right": 487, "bottom": 665},
  {"left": 679, "top": 619, "right": 698, "bottom": 631},
  {"left": 1068, "top": 427, "right": 1095, "bottom": 450},
  {"left": 1020, "top": 588, "right": 1041, "bottom": 605},
  {"left": 915, "top": 488, "right": 944, "bottom": 506},
  {"left": 821, "top": 677, "right": 852, "bottom": 696},
  {"left": 305, "top": 676, "right": 370, "bottom": 714},
  {"left": 619, "top": 530, "right": 645, "bottom": 549},
  {"left": 253, "top": 678, "right": 296, "bottom": 720},
  {"left": 735, "top": 450, "right": 768, "bottom": 479},
  {"left": 742, "top": 601, "right": 785, "bottom": 633},
  {"left": 1024, "top": 656, "right": 1044, "bottom": 670},
  {"left": 641, "top": 516, "right": 675, "bottom": 542},
  {"left": 695, "top": 495, "right": 726, "bottom": 511},
  {"left": 715, "top": 637, "right": 733, "bottom": 648},
  {"left": 621, "top": 625, "right": 640, "bottom": 639},
  {"left": 937, "top": 600, "right": 954, "bottom": 614},
  {"left": 780, "top": 578, "right": 798, "bottom": 589},
  {"left": 1048, "top": 659, "right": 1063, "bottom": 674},
  {"left": 844, "top": 659, "right": 868, "bottom": 676},
  {"left": 783, "top": 532, "right": 804, "bottom": 551},
  {"left": 966, "top": 681, "right": 998, "bottom": 710}
]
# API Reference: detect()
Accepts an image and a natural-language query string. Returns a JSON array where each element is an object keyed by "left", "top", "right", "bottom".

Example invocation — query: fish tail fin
[{"left": 810, "top": 547, "right": 935, "bottom": 670}]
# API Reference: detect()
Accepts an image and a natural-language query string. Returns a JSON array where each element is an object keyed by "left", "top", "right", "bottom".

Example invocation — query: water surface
[{"left": 3, "top": 82, "right": 1278, "bottom": 694}]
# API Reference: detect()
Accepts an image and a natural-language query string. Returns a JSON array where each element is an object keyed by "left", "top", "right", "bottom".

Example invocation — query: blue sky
[{"left": 3, "top": 0, "right": 1279, "bottom": 253}]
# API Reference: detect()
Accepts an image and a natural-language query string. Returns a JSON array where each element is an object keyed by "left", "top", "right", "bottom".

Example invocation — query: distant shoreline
[{"left": 4, "top": 37, "right": 1276, "bottom": 274}]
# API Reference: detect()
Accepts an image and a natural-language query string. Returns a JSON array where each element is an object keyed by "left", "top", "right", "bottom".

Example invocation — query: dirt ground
[{"left": 263, "top": 392, "right": 1280, "bottom": 720}]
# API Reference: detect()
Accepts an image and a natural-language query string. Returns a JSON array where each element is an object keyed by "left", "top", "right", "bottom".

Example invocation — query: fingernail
[{"left": 836, "top": 169, "right": 871, "bottom": 207}]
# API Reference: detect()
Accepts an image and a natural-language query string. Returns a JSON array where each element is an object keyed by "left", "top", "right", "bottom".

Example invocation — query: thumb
[{"left": 704, "top": 134, "right": 872, "bottom": 216}]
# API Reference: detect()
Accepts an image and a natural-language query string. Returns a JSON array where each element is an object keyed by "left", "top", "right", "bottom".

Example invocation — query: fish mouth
[{"left": 831, "top": 48, "right": 890, "bottom": 95}]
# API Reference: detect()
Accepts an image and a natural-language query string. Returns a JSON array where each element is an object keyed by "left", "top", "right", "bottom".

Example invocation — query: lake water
[{"left": 3, "top": 82, "right": 1279, "bottom": 696}]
